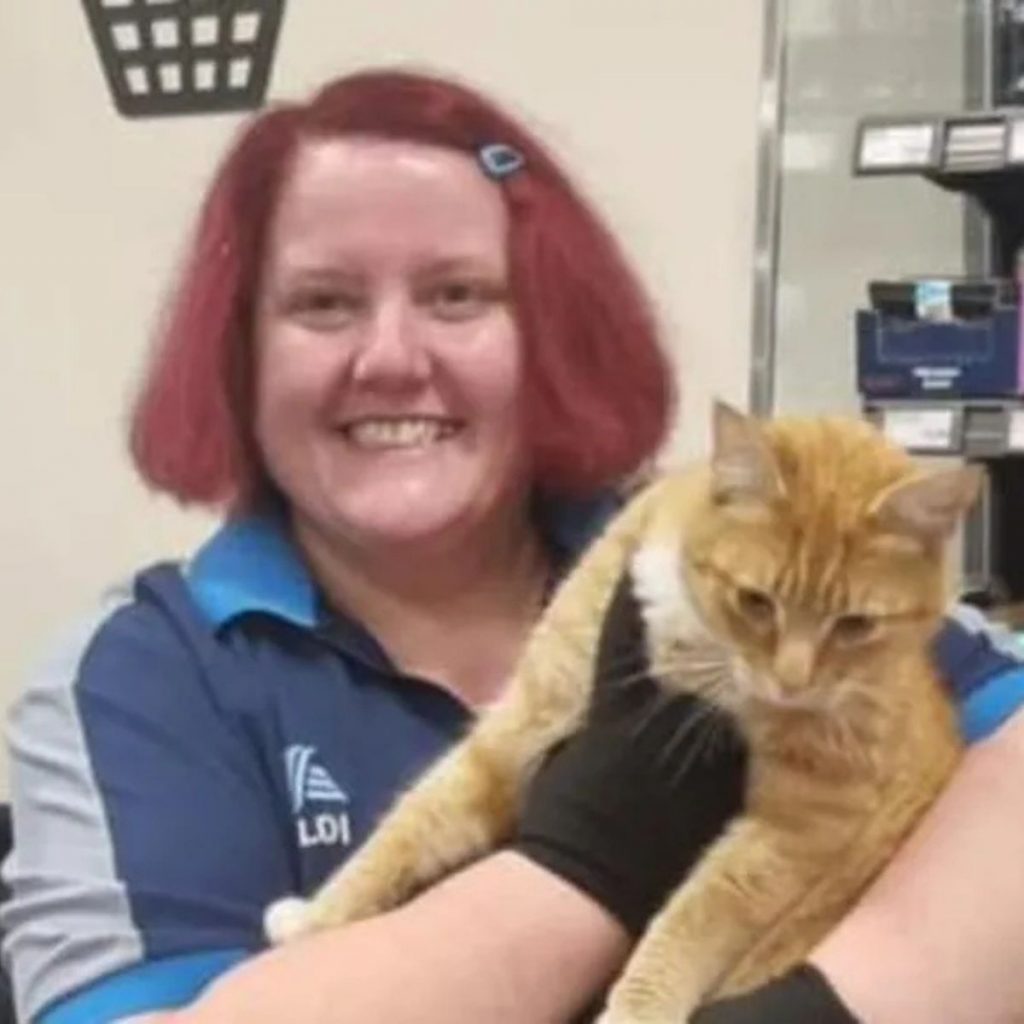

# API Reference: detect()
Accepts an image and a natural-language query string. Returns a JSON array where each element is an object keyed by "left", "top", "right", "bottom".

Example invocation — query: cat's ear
[
  {"left": 710, "top": 400, "right": 786, "bottom": 507},
  {"left": 870, "top": 464, "right": 983, "bottom": 542}
]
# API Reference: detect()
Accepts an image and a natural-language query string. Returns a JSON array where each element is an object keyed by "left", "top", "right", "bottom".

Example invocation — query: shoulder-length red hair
[{"left": 130, "top": 69, "right": 676, "bottom": 507}]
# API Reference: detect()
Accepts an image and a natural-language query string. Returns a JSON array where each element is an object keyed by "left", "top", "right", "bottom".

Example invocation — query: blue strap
[
  {"left": 38, "top": 949, "right": 248, "bottom": 1024},
  {"left": 959, "top": 667, "right": 1024, "bottom": 744}
]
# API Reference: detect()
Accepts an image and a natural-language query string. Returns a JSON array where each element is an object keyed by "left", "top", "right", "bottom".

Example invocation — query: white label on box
[
  {"left": 882, "top": 408, "right": 956, "bottom": 452},
  {"left": 860, "top": 124, "right": 936, "bottom": 169},
  {"left": 1009, "top": 120, "right": 1024, "bottom": 164},
  {"left": 914, "top": 280, "right": 954, "bottom": 322},
  {"left": 1007, "top": 410, "right": 1024, "bottom": 451}
]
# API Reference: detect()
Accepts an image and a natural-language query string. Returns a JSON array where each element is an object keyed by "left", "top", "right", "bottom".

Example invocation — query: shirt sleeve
[
  {"left": 1, "top": 584, "right": 294, "bottom": 1023},
  {"left": 933, "top": 603, "right": 1024, "bottom": 743}
]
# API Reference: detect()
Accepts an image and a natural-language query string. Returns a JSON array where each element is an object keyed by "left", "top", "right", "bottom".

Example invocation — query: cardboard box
[{"left": 856, "top": 278, "right": 1024, "bottom": 398}]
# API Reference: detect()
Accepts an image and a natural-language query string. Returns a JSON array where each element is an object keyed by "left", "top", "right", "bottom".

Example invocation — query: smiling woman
[
  {"left": 7, "top": 62, "right": 1024, "bottom": 1024},
  {"left": 1, "top": 68, "right": 688, "bottom": 1024},
  {"left": 128, "top": 72, "right": 672, "bottom": 509},
  {"left": 253, "top": 139, "right": 528, "bottom": 559}
]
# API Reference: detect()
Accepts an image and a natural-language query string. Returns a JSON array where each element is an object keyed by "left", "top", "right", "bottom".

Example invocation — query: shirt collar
[
  {"left": 186, "top": 491, "right": 621, "bottom": 632},
  {"left": 186, "top": 514, "right": 318, "bottom": 629}
]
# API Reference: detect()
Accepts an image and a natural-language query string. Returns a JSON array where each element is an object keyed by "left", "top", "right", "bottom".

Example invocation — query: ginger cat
[{"left": 266, "top": 401, "right": 979, "bottom": 1023}]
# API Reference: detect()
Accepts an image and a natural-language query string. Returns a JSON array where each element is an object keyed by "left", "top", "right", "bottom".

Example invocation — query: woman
[{"left": 4, "top": 69, "right": 1024, "bottom": 1024}]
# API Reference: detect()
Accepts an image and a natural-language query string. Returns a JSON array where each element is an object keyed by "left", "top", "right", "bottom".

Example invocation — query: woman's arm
[
  {"left": 811, "top": 707, "right": 1024, "bottom": 1024},
  {"left": 148, "top": 581, "right": 747, "bottom": 1024},
  {"left": 151, "top": 852, "right": 627, "bottom": 1024}
]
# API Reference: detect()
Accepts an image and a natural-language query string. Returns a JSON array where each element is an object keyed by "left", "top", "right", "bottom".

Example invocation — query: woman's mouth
[{"left": 340, "top": 416, "right": 462, "bottom": 449}]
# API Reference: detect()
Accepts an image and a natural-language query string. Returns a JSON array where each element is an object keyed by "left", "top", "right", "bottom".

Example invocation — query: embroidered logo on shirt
[{"left": 284, "top": 745, "right": 353, "bottom": 850}]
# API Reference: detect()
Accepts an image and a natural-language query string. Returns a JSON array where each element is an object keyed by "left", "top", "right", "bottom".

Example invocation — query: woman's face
[{"left": 254, "top": 138, "right": 529, "bottom": 551}]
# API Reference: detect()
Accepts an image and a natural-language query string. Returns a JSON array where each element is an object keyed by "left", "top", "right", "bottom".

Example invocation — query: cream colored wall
[{"left": 0, "top": 0, "right": 764, "bottom": 789}]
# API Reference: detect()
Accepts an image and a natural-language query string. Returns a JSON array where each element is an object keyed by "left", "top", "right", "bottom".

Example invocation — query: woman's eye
[
  {"left": 304, "top": 291, "right": 344, "bottom": 311},
  {"left": 736, "top": 587, "right": 775, "bottom": 626},
  {"left": 831, "top": 614, "right": 876, "bottom": 645},
  {"left": 425, "top": 280, "right": 501, "bottom": 321},
  {"left": 286, "top": 289, "right": 362, "bottom": 325},
  {"left": 304, "top": 291, "right": 355, "bottom": 312}
]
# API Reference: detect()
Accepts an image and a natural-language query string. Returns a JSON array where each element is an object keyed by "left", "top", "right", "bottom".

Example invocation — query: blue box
[{"left": 856, "top": 306, "right": 1024, "bottom": 398}]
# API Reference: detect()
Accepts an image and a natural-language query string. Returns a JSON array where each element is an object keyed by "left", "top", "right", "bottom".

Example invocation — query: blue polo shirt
[
  {"left": 1, "top": 495, "right": 616, "bottom": 1024},
  {"left": 3, "top": 496, "right": 1024, "bottom": 1023}
]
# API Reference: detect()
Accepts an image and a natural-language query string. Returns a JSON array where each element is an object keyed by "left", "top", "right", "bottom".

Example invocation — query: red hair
[{"left": 130, "top": 69, "right": 675, "bottom": 507}]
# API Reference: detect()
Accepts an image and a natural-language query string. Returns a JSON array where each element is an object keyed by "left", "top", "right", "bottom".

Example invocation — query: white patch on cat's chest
[
  {"left": 629, "top": 543, "right": 736, "bottom": 707},
  {"left": 629, "top": 543, "right": 703, "bottom": 648}
]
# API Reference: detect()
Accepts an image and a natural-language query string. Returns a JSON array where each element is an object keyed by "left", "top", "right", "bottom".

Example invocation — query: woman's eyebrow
[{"left": 416, "top": 254, "right": 507, "bottom": 276}]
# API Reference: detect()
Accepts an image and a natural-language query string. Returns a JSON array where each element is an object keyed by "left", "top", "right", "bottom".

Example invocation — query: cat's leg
[
  {"left": 595, "top": 817, "right": 830, "bottom": 1024},
  {"left": 266, "top": 674, "right": 593, "bottom": 943},
  {"left": 716, "top": 726, "right": 960, "bottom": 997},
  {"left": 268, "top": 487, "right": 668, "bottom": 943}
]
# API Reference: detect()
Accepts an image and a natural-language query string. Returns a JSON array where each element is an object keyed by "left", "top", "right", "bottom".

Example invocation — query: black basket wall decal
[{"left": 80, "top": 0, "right": 287, "bottom": 118}]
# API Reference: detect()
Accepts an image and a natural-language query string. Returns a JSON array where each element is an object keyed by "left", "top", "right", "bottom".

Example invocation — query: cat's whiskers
[
  {"left": 598, "top": 643, "right": 729, "bottom": 689},
  {"left": 595, "top": 650, "right": 665, "bottom": 693},
  {"left": 660, "top": 661, "right": 732, "bottom": 686},
  {"left": 592, "top": 645, "right": 738, "bottom": 748},
  {"left": 689, "top": 710, "right": 738, "bottom": 783},
  {"left": 643, "top": 662, "right": 742, "bottom": 780},
  {"left": 647, "top": 694, "right": 712, "bottom": 760},
  {"left": 626, "top": 689, "right": 691, "bottom": 742},
  {"left": 619, "top": 652, "right": 736, "bottom": 745},
  {"left": 606, "top": 665, "right": 662, "bottom": 692},
  {"left": 665, "top": 698, "right": 737, "bottom": 787},
  {"left": 654, "top": 652, "right": 748, "bottom": 718},
  {"left": 649, "top": 644, "right": 734, "bottom": 681}
]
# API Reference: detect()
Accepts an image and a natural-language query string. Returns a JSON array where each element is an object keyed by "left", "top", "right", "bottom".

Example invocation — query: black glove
[
  {"left": 691, "top": 964, "right": 860, "bottom": 1024},
  {"left": 513, "top": 571, "right": 749, "bottom": 936}
]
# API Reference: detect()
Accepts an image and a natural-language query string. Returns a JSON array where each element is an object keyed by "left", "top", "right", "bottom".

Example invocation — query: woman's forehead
[{"left": 267, "top": 137, "right": 509, "bottom": 272}]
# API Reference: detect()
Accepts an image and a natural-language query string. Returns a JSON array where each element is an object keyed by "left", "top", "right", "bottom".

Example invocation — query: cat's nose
[
  {"left": 774, "top": 670, "right": 814, "bottom": 696},
  {"left": 762, "top": 677, "right": 814, "bottom": 708},
  {"left": 772, "top": 640, "right": 816, "bottom": 694}
]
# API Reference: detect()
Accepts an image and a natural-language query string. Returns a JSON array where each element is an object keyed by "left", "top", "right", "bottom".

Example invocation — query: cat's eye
[
  {"left": 831, "top": 614, "right": 876, "bottom": 645},
  {"left": 736, "top": 587, "right": 775, "bottom": 626}
]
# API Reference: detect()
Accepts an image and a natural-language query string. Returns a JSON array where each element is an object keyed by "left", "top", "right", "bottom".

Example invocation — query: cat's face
[{"left": 682, "top": 403, "right": 981, "bottom": 714}]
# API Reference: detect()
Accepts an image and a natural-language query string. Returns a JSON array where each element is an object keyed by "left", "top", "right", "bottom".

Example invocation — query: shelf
[
  {"left": 863, "top": 398, "right": 1024, "bottom": 459},
  {"left": 854, "top": 109, "right": 1024, "bottom": 271},
  {"left": 853, "top": 109, "right": 1024, "bottom": 177}
]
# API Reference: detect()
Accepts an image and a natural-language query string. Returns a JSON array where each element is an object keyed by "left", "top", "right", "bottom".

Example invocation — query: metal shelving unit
[
  {"left": 753, "top": 1, "right": 1024, "bottom": 606},
  {"left": 853, "top": 102, "right": 1024, "bottom": 602},
  {"left": 864, "top": 398, "right": 1024, "bottom": 457},
  {"left": 855, "top": 108, "right": 1024, "bottom": 270}
]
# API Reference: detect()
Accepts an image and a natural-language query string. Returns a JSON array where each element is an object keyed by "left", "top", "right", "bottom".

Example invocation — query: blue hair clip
[{"left": 479, "top": 143, "right": 526, "bottom": 181}]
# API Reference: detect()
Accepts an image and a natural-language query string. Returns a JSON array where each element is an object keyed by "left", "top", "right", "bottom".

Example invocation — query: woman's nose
[{"left": 350, "top": 296, "right": 431, "bottom": 387}]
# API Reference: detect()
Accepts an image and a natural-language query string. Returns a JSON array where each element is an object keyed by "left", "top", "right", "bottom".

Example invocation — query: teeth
[{"left": 345, "top": 418, "right": 456, "bottom": 448}]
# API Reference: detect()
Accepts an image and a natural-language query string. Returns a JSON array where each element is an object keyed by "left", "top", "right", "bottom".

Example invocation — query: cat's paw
[{"left": 264, "top": 896, "right": 314, "bottom": 945}]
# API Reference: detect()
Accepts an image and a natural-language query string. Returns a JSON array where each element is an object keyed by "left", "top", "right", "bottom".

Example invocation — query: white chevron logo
[{"left": 285, "top": 745, "right": 349, "bottom": 815}]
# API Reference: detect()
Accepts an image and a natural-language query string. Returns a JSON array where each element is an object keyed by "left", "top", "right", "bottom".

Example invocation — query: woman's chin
[
  {"left": 322, "top": 498, "right": 481, "bottom": 550},
  {"left": 319, "top": 470, "right": 526, "bottom": 549},
  {"left": 348, "top": 514, "right": 459, "bottom": 547}
]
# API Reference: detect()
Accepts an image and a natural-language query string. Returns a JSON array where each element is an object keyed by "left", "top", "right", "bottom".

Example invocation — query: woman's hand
[
  {"left": 513, "top": 572, "right": 750, "bottom": 936},
  {"left": 689, "top": 964, "right": 858, "bottom": 1023}
]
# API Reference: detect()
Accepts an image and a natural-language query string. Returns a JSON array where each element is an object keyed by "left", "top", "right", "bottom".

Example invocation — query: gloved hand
[
  {"left": 691, "top": 964, "right": 860, "bottom": 1023},
  {"left": 512, "top": 571, "right": 749, "bottom": 937}
]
